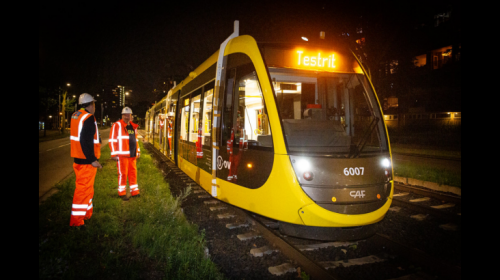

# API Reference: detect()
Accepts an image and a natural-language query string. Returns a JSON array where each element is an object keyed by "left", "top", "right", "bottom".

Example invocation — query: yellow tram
[{"left": 145, "top": 22, "right": 393, "bottom": 240}]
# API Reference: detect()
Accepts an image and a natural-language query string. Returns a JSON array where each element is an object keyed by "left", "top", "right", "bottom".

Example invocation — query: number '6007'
[{"left": 344, "top": 167, "right": 365, "bottom": 176}]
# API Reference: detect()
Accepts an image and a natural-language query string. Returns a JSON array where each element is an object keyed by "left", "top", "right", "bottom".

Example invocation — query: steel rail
[
  {"left": 369, "top": 234, "right": 461, "bottom": 280},
  {"left": 233, "top": 208, "right": 338, "bottom": 280},
  {"left": 144, "top": 141, "right": 460, "bottom": 279},
  {"left": 394, "top": 183, "right": 461, "bottom": 204},
  {"left": 146, "top": 147, "right": 336, "bottom": 279}
]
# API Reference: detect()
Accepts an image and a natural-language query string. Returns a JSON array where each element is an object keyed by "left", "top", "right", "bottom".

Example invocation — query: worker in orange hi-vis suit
[
  {"left": 196, "top": 121, "right": 203, "bottom": 159},
  {"left": 109, "top": 107, "right": 141, "bottom": 200},
  {"left": 159, "top": 117, "right": 164, "bottom": 146},
  {"left": 69, "top": 93, "right": 103, "bottom": 228},
  {"left": 167, "top": 119, "right": 173, "bottom": 156}
]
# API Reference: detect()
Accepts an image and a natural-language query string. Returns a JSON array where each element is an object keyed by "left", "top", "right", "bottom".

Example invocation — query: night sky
[{"left": 39, "top": 0, "right": 455, "bottom": 105}]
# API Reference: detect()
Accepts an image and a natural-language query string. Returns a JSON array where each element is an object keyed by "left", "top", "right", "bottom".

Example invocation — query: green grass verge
[
  {"left": 391, "top": 143, "right": 461, "bottom": 159},
  {"left": 394, "top": 161, "right": 461, "bottom": 188},
  {"left": 39, "top": 141, "right": 225, "bottom": 280}
]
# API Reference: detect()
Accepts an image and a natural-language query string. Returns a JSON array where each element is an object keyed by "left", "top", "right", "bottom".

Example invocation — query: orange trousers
[
  {"left": 117, "top": 157, "right": 139, "bottom": 196},
  {"left": 70, "top": 163, "right": 97, "bottom": 227}
]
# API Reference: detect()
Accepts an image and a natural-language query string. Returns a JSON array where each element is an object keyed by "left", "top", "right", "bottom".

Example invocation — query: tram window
[
  {"left": 270, "top": 69, "right": 387, "bottom": 155},
  {"left": 167, "top": 94, "right": 178, "bottom": 159},
  {"left": 202, "top": 83, "right": 214, "bottom": 147},
  {"left": 189, "top": 90, "right": 202, "bottom": 144},
  {"left": 236, "top": 72, "right": 272, "bottom": 148},
  {"left": 222, "top": 68, "right": 236, "bottom": 144}
]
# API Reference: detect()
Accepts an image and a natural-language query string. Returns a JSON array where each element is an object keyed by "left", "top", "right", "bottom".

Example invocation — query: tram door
[
  {"left": 165, "top": 93, "right": 177, "bottom": 161},
  {"left": 218, "top": 53, "right": 274, "bottom": 189},
  {"left": 171, "top": 91, "right": 180, "bottom": 166}
]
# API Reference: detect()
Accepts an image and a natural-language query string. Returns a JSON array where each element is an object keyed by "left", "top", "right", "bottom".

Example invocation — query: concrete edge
[
  {"left": 39, "top": 171, "right": 74, "bottom": 206},
  {"left": 393, "top": 176, "right": 461, "bottom": 196}
]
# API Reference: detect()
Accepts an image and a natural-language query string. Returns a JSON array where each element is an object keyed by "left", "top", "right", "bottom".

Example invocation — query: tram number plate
[{"left": 344, "top": 167, "right": 365, "bottom": 176}]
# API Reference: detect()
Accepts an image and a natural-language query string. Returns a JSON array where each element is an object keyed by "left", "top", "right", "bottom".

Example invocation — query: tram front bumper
[{"left": 298, "top": 188, "right": 393, "bottom": 228}]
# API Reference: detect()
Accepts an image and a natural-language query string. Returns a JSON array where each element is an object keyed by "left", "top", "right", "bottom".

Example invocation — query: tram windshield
[{"left": 269, "top": 68, "right": 388, "bottom": 157}]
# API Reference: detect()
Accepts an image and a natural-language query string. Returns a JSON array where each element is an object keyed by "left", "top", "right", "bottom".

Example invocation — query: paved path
[{"left": 39, "top": 129, "right": 110, "bottom": 204}]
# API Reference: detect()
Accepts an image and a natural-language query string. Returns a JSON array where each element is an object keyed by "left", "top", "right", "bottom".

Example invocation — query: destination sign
[{"left": 261, "top": 46, "right": 363, "bottom": 74}]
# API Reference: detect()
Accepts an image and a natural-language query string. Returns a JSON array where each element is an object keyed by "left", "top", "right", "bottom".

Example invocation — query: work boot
[{"left": 119, "top": 195, "right": 129, "bottom": 201}]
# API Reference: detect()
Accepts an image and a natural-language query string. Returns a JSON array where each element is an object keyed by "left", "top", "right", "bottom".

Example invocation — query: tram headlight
[
  {"left": 382, "top": 158, "right": 392, "bottom": 181},
  {"left": 381, "top": 158, "right": 391, "bottom": 168},
  {"left": 297, "top": 160, "right": 311, "bottom": 171}
]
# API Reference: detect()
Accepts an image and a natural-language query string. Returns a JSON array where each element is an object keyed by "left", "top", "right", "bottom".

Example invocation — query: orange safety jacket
[
  {"left": 109, "top": 119, "right": 140, "bottom": 157},
  {"left": 70, "top": 109, "right": 101, "bottom": 160}
]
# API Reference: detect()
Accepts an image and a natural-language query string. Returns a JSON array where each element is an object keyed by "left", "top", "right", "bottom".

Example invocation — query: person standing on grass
[
  {"left": 69, "top": 93, "right": 102, "bottom": 228},
  {"left": 109, "top": 107, "right": 141, "bottom": 200}
]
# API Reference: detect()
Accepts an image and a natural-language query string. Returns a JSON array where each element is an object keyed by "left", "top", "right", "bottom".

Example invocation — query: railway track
[
  {"left": 393, "top": 183, "right": 461, "bottom": 224},
  {"left": 145, "top": 142, "right": 461, "bottom": 280}
]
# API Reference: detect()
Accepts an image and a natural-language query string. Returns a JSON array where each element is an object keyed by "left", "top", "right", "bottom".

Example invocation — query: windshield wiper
[{"left": 349, "top": 117, "right": 380, "bottom": 158}]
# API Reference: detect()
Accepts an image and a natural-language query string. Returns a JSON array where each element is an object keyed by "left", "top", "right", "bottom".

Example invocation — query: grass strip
[
  {"left": 391, "top": 143, "right": 461, "bottom": 159},
  {"left": 39, "top": 141, "right": 225, "bottom": 280},
  {"left": 394, "top": 161, "right": 461, "bottom": 188}
]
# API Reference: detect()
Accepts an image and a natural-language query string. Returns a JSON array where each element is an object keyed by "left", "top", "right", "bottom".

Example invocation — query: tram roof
[{"left": 149, "top": 38, "right": 358, "bottom": 113}]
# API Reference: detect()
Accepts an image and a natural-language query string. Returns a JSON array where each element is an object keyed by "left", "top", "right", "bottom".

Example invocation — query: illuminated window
[
  {"left": 202, "top": 84, "right": 214, "bottom": 147},
  {"left": 180, "top": 96, "right": 190, "bottom": 141},
  {"left": 189, "top": 92, "right": 202, "bottom": 144}
]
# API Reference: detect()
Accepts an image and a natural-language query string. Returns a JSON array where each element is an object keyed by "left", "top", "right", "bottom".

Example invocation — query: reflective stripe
[
  {"left": 110, "top": 124, "right": 116, "bottom": 152},
  {"left": 76, "top": 113, "right": 90, "bottom": 141},
  {"left": 118, "top": 136, "right": 130, "bottom": 139},
  {"left": 70, "top": 136, "right": 79, "bottom": 141},
  {"left": 94, "top": 121, "right": 100, "bottom": 144},
  {"left": 72, "top": 204, "right": 89, "bottom": 209},
  {"left": 72, "top": 211, "right": 86, "bottom": 216},
  {"left": 111, "top": 151, "right": 130, "bottom": 155},
  {"left": 87, "top": 204, "right": 93, "bottom": 210},
  {"left": 117, "top": 122, "right": 123, "bottom": 152}
]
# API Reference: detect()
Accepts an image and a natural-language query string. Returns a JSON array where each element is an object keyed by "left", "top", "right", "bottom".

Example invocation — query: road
[{"left": 39, "top": 128, "right": 110, "bottom": 203}]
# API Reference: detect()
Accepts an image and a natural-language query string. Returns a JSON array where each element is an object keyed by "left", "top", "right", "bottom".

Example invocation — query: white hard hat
[
  {"left": 122, "top": 107, "right": 133, "bottom": 114},
  {"left": 78, "top": 93, "right": 96, "bottom": 105}
]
